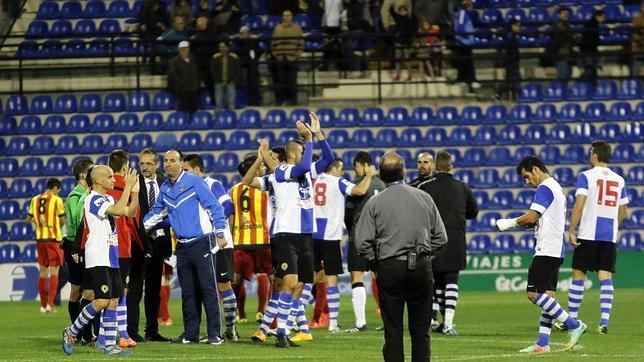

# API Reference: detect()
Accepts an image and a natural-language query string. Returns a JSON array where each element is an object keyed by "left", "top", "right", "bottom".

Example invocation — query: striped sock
[
  {"left": 300, "top": 283, "right": 314, "bottom": 307},
  {"left": 103, "top": 309, "right": 117, "bottom": 349},
  {"left": 327, "top": 285, "right": 340, "bottom": 330},
  {"left": 443, "top": 283, "right": 459, "bottom": 328},
  {"left": 599, "top": 279, "right": 614, "bottom": 327},
  {"left": 286, "top": 302, "right": 297, "bottom": 334},
  {"left": 97, "top": 310, "right": 105, "bottom": 347},
  {"left": 568, "top": 279, "right": 585, "bottom": 319},
  {"left": 69, "top": 303, "right": 98, "bottom": 337},
  {"left": 296, "top": 301, "right": 310, "bottom": 334},
  {"left": 221, "top": 288, "right": 238, "bottom": 327},
  {"left": 117, "top": 295, "right": 129, "bottom": 339},
  {"left": 259, "top": 293, "right": 279, "bottom": 334},
  {"left": 351, "top": 283, "right": 366, "bottom": 328},
  {"left": 435, "top": 288, "right": 445, "bottom": 318},
  {"left": 537, "top": 312, "right": 553, "bottom": 347},
  {"left": 534, "top": 293, "right": 579, "bottom": 330},
  {"left": 276, "top": 293, "right": 293, "bottom": 336}
]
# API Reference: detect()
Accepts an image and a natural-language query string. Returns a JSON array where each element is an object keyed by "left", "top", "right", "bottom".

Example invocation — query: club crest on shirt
[
  {"left": 125, "top": 276, "right": 130, "bottom": 285},
  {"left": 281, "top": 263, "right": 288, "bottom": 271},
  {"left": 101, "top": 284, "right": 109, "bottom": 293},
  {"left": 179, "top": 186, "right": 185, "bottom": 193}
]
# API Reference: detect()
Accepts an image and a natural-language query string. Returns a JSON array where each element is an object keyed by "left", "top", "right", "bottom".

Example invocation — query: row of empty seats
[
  {"left": 472, "top": 0, "right": 623, "bottom": 8},
  {"left": 0, "top": 243, "right": 38, "bottom": 263},
  {"left": 27, "top": 19, "right": 130, "bottom": 38},
  {"left": 520, "top": 80, "right": 643, "bottom": 103},
  {"left": 37, "top": 0, "right": 142, "bottom": 20},
  {"left": 477, "top": 4, "right": 635, "bottom": 27}
]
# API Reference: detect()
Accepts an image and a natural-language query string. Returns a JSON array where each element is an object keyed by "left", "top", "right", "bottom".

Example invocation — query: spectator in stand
[
  {"left": 157, "top": 16, "right": 190, "bottom": 57},
  {"left": 417, "top": 0, "right": 451, "bottom": 28},
  {"left": 138, "top": 0, "right": 169, "bottom": 74},
  {"left": 237, "top": 26, "right": 263, "bottom": 106},
  {"left": 389, "top": 4, "right": 417, "bottom": 81},
  {"left": 212, "top": 0, "right": 242, "bottom": 35},
  {"left": 271, "top": 10, "right": 304, "bottom": 106},
  {"left": 580, "top": 10, "right": 603, "bottom": 85},
  {"left": 453, "top": 0, "right": 478, "bottom": 92},
  {"left": 552, "top": 7, "right": 574, "bottom": 82},
  {"left": 195, "top": 0, "right": 214, "bottom": 25},
  {"left": 630, "top": 4, "right": 644, "bottom": 78},
  {"left": 168, "top": 41, "right": 200, "bottom": 114},
  {"left": 417, "top": 19, "right": 443, "bottom": 79},
  {"left": 171, "top": 0, "right": 195, "bottom": 31},
  {"left": 211, "top": 41, "right": 240, "bottom": 112},
  {"left": 380, "top": 0, "right": 412, "bottom": 31},
  {"left": 319, "top": 0, "right": 343, "bottom": 71},
  {"left": 495, "top": 19, "right": 521, "bottom": 101},
  {"left": 269, "top": 0, "right": 299, "bottom": 15},
  {"left": 191, "top": 16, "right": 219, "bottom": 97}
]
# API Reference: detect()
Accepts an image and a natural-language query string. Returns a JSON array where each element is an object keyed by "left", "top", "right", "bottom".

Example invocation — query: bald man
[{"left": 408, "top": 152, "right": 434, "bottom": 188}]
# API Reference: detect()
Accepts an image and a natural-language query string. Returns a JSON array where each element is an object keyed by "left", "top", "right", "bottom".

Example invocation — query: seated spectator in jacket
[
  {"left": 157, "top": 16, "right": 190, "bottom": 54},
  {"left": 211, "top": 42, "right": 240, "bottom": 112},
  {"left": 168, "top": 41, "right": 201, "bottom": 114},
  {"left": 171, "top": 0, "right": 195, "bottom": 31}
]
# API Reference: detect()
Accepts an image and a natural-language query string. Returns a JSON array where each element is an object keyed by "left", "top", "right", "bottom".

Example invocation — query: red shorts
[
  {"left": 234, "top": 249, "right": 274, "bottom": 281},
  {"left": 37, "top": 241, "right": 64, "bottom": 267}
]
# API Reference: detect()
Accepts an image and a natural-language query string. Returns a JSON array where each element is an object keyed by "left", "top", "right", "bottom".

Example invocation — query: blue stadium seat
[
  {"left": 79, "top": 93, "right": 101, "bottom": 113},
  {"left": 18, "top": 200, "right": 30, "bottom": 218},
  {"left": 374, "top": 129, "right": 398, "bottom": 147},
  {"left": 255, "top": 130, "right": 276, "bottom": 145},
  {"left": 80, "top": 135, "right": 104, "bottom": 154},
  {"left": 486, "top": 147, "right": 512, "bottom": 166},
  {"left": 152, "top": 91, "right": 175, "bottom": 111},
  {"left": 572, "top": 123, "right": 596, "bottom": 143},
  {"left": 337, "top": 108, "right": 360, "bottom": 127},
  {"left": 235, "top": 109, "right": 261, "bottom": 130},
  {"left": 263, "top": 109, "right": 286, "bottom": 128},
  {"left": 533, "top": 104, "right": 556, "bottom": 123},
  {"left": 568, "top": 82, "right": 594, "bottom": 101},
  {"left": 242, "top": 15, "right": 264, "bottom": 31},
  {"left": 607, "top": 102, "right": 631, "bottom": 121},
  {"left": 0, "top": 158, "right": 19, "bottom": 177},
  {"left": 436, "top": 106, "right": 459, "bottom": 125},
  {"left": 201, "top": 154, "right": 216, "bottom": 173},
  {"left": 624, "top": 122, "right": 642, "bottom": 142},
  {"left": 26, "top": 20, "right": 48, "bottom": 38},
  {"left": 583, "top": 102, "right": 606, "bottom": 122},
  {"left": 52, "top": 135, "right": 77, "bottom": 155},
  {"left": 490, "top": 235, "right": 515, "bottom": 253},
  {"left": 107, "top": 0, "right": 130, "bottom": 18},
  {"left": 53, "top": 94, "right": 77, "bottom": 114},
  {"left": 473, "top": 169, "right": 499, "bottom": 188},
  {"left": 341, "top": 151, "right": 358, "bottom": 168},
  {"left": 461, "top": 148, "right": 486, "bottom": 167},
  {"left": 460, "top": 106, "right": 484, "bottom": 125},
  {"left": 17, "top": 115, "right": 42, "bottom": 134},
  {"left": 515, "top": 234, "right": 535, "bottom": 253},
  {"left": 572, "top": 4, "right": 596, "bottom": 23},
  {"left": 513, "top": 190, "right": 534, "bottom": 209},
  {"left": 497, "top": 125, "right": 521, "bottom": 145},
  {"left": 443, "top": 148, "right": 461, "bottom": 165},
  {"left": 9, "top": 223, "right": 33, "bottom": 241},
  {"left": 59, "top": 1, "right": 82, "bottom": 19},
  {"left": 155, "top": 133, "right": 177, "bottom": 152},
  {"left": 508, "top": 104, "right": 532, "bottom": 124},
  {"left": 477, "top": 212, "right": 502, "bottom": 231},
  {"left": 202, "top": 131, "right": 226, "bottom": 151},
  {"left": 113, "top": 37, "right": 135, "bottom": 55},
  {"left": 5, "top": 95, "right": 28, "bottom": 116},
  {"left": 63, "top": 39, "right": 87, "bottom": 56},
  {"left": 361, "top": 107, "right": 385, "bottom": 127},
  {"left": 6, "top": 136, "right": 31, "bottom": 156},
  {"left": 21, "top": 243, "right": 38, "bottom": 262},
  {"left": 91, "top": 114, "right": 115, "bottom": 132},
  {"left": 619, "top": 233, "right": 641, "bottom": 251},
  {"left": 0, "top": 222, "right": 6, "bottom": 241},
  {"left": 278, "top": 131, "right": 299, "bottom": 146},
  {"left": 166, "top": 112, "right": 190, "bottom": 131},
  {"left": 315, "top": 108, "right": 336, "bottom": 127},
  {"left": 518, "top": 82, "right": 542, "bottom": 103},
  {"left": 485, "top": 104, "right": 507, "bottom": 124},
  {"left": 553, "top": 167, "right": 575, "bottom": 186},
  {"left": 74, "top": 19, "right": 97, "bottom": 36},
  {"left": 505, "top": 8, "right": 525, "bottom": 22},
  {"left": 369, "top": 150, "right": 385, "bottom": 166},
  {"left": 448, "top": 127, "right": 472, "bottom": 146},
  {"left": 217, "top": 153, "right": 240, "bottom": 172},
  {"left": 425, "top": 128, "right": 448, "bottom": 146},
  {"left": 37, "top": 2, "right": 59, "bottom": 19},
  {"left": 565, "top": 189, "right": 576, "bottom": 208},
  {"left": 348, "top": 129, "right": 374, "bottom": 148},
  {"left": 138, "top": 112, "right": 163, "bottom": 131},
  {"left": 0, "top": 201, "right": 19, "bottom": 220},
  {"left": 627, "top": 166, "right": 643, "bottom": 185},
  {"left": 127, "top": 92, "right": 150, "bottom": 111},
  {"left": 547, "top": 124, "right": 571, "bottom": 144},
  {"left": 612, "top": 144, "right": 635, "bottom": 163},
  {"left": 190, "top": 111, "right": 213, "bottom": 130},
  {"left": 489, "top": 191, "right": 513, "bottom": 209},
  {"left": 50, "top": 20, "right": 72, "bottom": 37},
  {"left": 327, "top": 130, "right": 349, "bottom": 148},
  {"left": 472, "top": 126, "right": 496, "bottom": 146},
  {"left": 396, "top": 128, "right": 422, "bottom": 147},
  {"left": 104, "top": 134, "right": 128, "bottom": 152},
  {"left": 44, "top": 157, "right": 69, "bottom": 176},
  {"left": 622, "top": 210, "right": 643, "bottom": 229},
  {"left": 115, "top": 113, "right": 140, "bottom": 132},
  {"left": 467, "top": 235, "right": 490, "bottom": 254},
  {"left": 396, "top": 149, "right": 415, "bottom": 168},
  {"left": 288, "top": 108, "right": 309, "bottom": 127},
  {"left": 523, "top": 125, "right": 547, "bottom": 144},
  {"left": 213, "top": 110, "right": 236, "bottom": 129},
  {"left": 40, "top": 39, "right": 64, "bottom": 57},
  {"left": 592, "top": 80, "right": 617, "bottom": 100},
  {"left": 197, "top": 91, "right": 213, "bottom": 110},
  {"left": 500, "top": 168, "right": 522, "bottom": 187},
  {"left": 0, "top": 180, "right": 6, "bottom": 198},
  {"left": 103, "top": 93, "right": 126, "bottom": 112},
  {"left": 20, "top": 157, "right": 42, "bottom": 176},
  {"left": 538, "top": 145, "right": 560, "bottom": 164},
  {"left": 617, "top": 79, "right": 641, "bottom": 100},
  {"left": 410, "top": 107, "right": 433, "bottom": 126},
  {"left": 0, "top": 116, "right": 15, "bottom": 135},
  {"left": 17, "top": 40, "right": 39, "bottom": 58},
  {"left": 177, "top": 132, "right": 202, "bottom": 151},
  {"left": 560, "top": 145, "right": 585, "bottom": 164},
  {"left": 472, "top": 191, "right": 489, "bottom": 209},
  {"left": 481, "top": 9, "right": 503, "bottom": 27},
  {"left": 385, "top": 107, "right": 409, "bottom": 126},
  {"left": 599, "top": 123, "right": 621, "bottom": 140},
  {"left": 83, "top": 0, "right": 106, "bottom": 18},
  {"left": 228, "top": 130, "right": 252, "bottom": 150},
  {"left": 8, "top": 179, "right": 32, "bottom": 198},
  {"left": 623, "top": 188, "right": 639, "bottom": 207},
  {"left": 513, "top": 146, "right": 536, "bottom": 164},
  {"left": 543, "top": 81, "right": 567, "bottom": 102},
  {"left": 30, "top": 95, "right": 53, "bottom": 115},
  {"left": 526, "top": 7, "right": 549, "bottom": 25},
  {"left": 127, "top": 133, "right": 153, "bottom": 153},
  {"left": 558, "top": 103, "right": 583, "bottom": 123},
  {"left": 453, "top": 170, "right": 475, "bottom": 184}
]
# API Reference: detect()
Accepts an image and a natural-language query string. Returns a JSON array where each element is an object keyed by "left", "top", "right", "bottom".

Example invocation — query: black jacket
[
  {"left": 419, "top": 172, "right": 478, "bottom": 272},
  {"left": 134, "top": 173, "right": 172, "bottom": 259},
  {"left": 581, "top": 18, "right": 600, "bottom": 54}
]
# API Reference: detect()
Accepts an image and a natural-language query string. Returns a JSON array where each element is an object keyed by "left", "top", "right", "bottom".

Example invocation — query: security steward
[
  {"left": 354, "top": 151, "right": 447, "bottom": 362},
  {"left": 418, "top": 150, "right": 478, "bottom": 335}
]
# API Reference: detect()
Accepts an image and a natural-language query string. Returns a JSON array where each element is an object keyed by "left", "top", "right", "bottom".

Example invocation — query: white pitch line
[{"left": 432, "top": 344, "right": 585, "bottom": 361}]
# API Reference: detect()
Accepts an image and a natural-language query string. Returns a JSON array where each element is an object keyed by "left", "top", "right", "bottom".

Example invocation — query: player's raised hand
[
  {"left": 125, "top": 168, "right": 139, "bottom": 189},
  {"left": 364, "top": 165, "right": 377, "bottom": 177},
  {"left": 258, "top": 138, "right": 270, "bottom": 153},
  {"left": 296, "top": 120, "right": 312, "bottom": 141}
]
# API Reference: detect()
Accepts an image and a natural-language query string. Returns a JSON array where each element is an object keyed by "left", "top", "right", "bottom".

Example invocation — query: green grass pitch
[{"left": 1, "top": 289, "right": 643, "bottom": 361}]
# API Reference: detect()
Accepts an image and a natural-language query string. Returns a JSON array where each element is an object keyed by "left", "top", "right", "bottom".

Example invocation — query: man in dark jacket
[
  {"left": 496, "top": 19, "right": 521, "bottom": 100},
  {"left": 419, "top": 150, "right": 478, "bottom": 335},
  {"left": 552, "top": 7, "right": 575, "bottom": 82},
  {"left": 236, "top": 26, "right": 262, "bottom": 106},
  {"left": 580, "top": 10, "right": 604, "bottom": 84},
  {"left": 211, "top": 41, "right": 240, "bottom": 111},
  {"left": 168, "top": 40, "right": 201, "bottom": 114},
  {"left": 408, "top": 152, "right": 434, "bottom": 188},
  {"left": 191, "top": 16, "right": 219, "bottom": 97},
  {"left": 138, "top": 0, "right": 169, "bottom": 74}
]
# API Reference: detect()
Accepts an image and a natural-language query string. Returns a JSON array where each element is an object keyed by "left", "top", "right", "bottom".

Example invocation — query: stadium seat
[
  {"left": 489, "top": 190, "right": 514, "bottom": 209},
  {"left": 113, "top": 38, "right": 135, "bottom": 55},
  {"left": 410, "top": 107, "right": 433, "bottom": 126},
  {"left": 619, "top": 233, "right": 641, "bottom": 251},
  {"left": 115, "top": 113, "right": 139, "bottom": 132},
  {"left": 623, "top": 188, "right": 639, "bottom": 207},
  {"left": 37, "top": 1, "right": 59, "bottom": 19},
  {"left": 19, "top": 157, "right": 42, "bottom": 176},
  {"left": 425, "top": 128, "right": 448, "bottom": 146},
  {"left": 461, "top": 148, "right": 486, "bottom": 167},
  {"left": 278, "top": 131, "right": 299, "bottom": 146},
  {"left": 623, "top": 122, "right": 642, "bottom": 142},
  {"left": 261, "top": 109, "right": 285, "bottom": 129},
  {"left": 472, "top": 191, "right": 489, "bottom": 209},
  {"left": 80, "top": 135, "right": 104, "bottom": 154},
  {"left": 560, "top": 145, "right": 585, "bottom": 164},
  {"left": 50, "top": 20, "right": 72, "bottom": 37},
  {"left": 348, "top": 129, "right": 374, "bottom": 148},
  {"left": 152, "top": 91, "right": 175, "bottom": 111},
  {"left": 617, "top": 79, "right": 641, "bottom": 100},
  {"left": 460, "top": 106, "right": 484, "bottom": 125},
  {"left": 0, "top": 222, "right": 6, "bottom": 241},
  {"left": 558, "top": 103, "right": 583, "bottom": 123},
  {"left": 592, "top": 80, "right": 617, "bottom": 100},
  {"left": 477, "top": 212, "right": 502, "bottom": 231},
  {"left": 513, "top": 146, "right": 536, "bottom": 164},
  {"left": 572, "top": 123, "right": 596, "bottom": 143},
  {"left": 53, "top": 135, "right": 77, "bottom": 155},
  {"left": 523, "top": 125, "right": 546, "bottom": 144},
  {"left": 374, "top": 129, "right": 398, "bottom": 147},
  {"left": 467, "top": 235, "right": 490, "bottom": 254},
  {"left": 74, "top": 19, "right": 97, "bottom": 36},
  {"left": 20, "top": 243, "right": 37, "bottom": 262},
  {"left": 543, "top": 81, "right": 567, "bottom": 102},
  {"left": 177, "top": 133, "right": 202, "bottom": 151},
  {"left": 472, "top": 126, "right": 496, "bottom": 146},
  {"left": 79, "top": 93, "right": 101, "bottom": 113},
  {"left": 44, "top": 157, "right": 69, "bottom": 176},
  {"left": 83, "top": 0, "right": 106, "bottom": 18},
  {"left": 538, "top": 145, "right": 561, "bottom": 164},
  {"left": 490, "top": 235, "right": 515, "bottom": 253},
  {"left": 454, "top": 170, "right": 475, "bottom": 185},
  {"left": 607, "top": 102, "right": 632, "bottom": 121},
  {"left": 0, "top": 158, "right": 19, "bottom": 177},
  {"left": 128, "top": 134, "right": 153, "bottom": 153},
  {"left": 201, "top": 131, "right": 226, "bottom": 151},
  {"left": 486, "top": 147, "right": 512, "bottom": 166},
  {"left": 473, "top": 169, "right": 499, "bottom": 188},
  {"left": 17, "top": 115, "right": 42, "bottom": 134},
  {"left": 138, "top": 112, "right": 163, "bottom": 131},
  {"left": 448, "top": 127, "right": 472, "bottom": 146},
  {"left": 315, "top": 108, "right": 336, "bottom": 127},
  {"left": 369, "top": 150, "right": 385, "bottom": 166},
  {"left": 518, "top": 82, "right": 542, "bottom": 103},
  {"left": 8, "top": 179, "right": 32, "bottom": 198},
  {"left": 567, "top": 82, "right": 593, "bottom": 101},
  {"left": 255, "top": 131, "right": 276, "bottom": 145},
  {"left": 627, "top": 166, "right": 643, "bottom": 185},
  {"left": 200, "top": 154, "right": 216, "bottom": 173},
  {"left": 533, "top": 104, "right": 557, "bottom": 123},
  {"left": 127, "top": 92, "right": 150, "bottom": 112},
  {"left": 500, "top": 168, "right": 522, "bottom": 187},
  {"left": 599, "top": 123, "right": 622, "bottom": 140},
  {"left": 190, "top": 111, "right": 213, "bottom": 130},
  {"left": 526, "top": 7, "right": 550, "bottom": 25},
  {"left": 53, "top": 94, "right": 77, "bottom": 114},
  {"left": 553, "top": 167, "right": 575, "bottom": 186},
  {"left": 91, "top": 114, "right": 115, "bottom": 132},
  {"left": 361, "top": 107, "right": 385, "bottom": 127},
  {"left": 513, "top": 190, "right": 534, "bottom": 209},
  {"left": 87, "top": 38, "right": 109, "bottom": 55},
  {"left": 341, "top": 151, "right": 358, "bottom": 168},
  {"left": 288, "top": 108, "right": 309, "bottom": 127},
  {"left": 235, "top": 110, "right": 261, "bottom": 130},
  {"left": 6, "top": 137, "right": 30, "bottom": 156},
  {"left": 5, "top": 95, "right": 27, "bottom": 116},
  {"left": 104, "top": 134, "right": 128, "bottom": 152},
  {"left": 40, "top": 40, "right": 63, "bottom": 57},
  {"left": 0, "top": 200, "right": 19, "bottom": 220},
  {"left": 103, "top": 93, "right": 126, "bottom": 112},
  {"left": 547, "top": 124, "right": 571, "bottom": 144},
  {"left": 612, "top": 144, "right": 635, "bottom": 163},
  {"left": 584, "top": 102, "right": 607, "bottom": 122},
  {"left": 327, "top": 130, "right": 349, "bottom": 148},
  {"left": 0, "top": 116, "right": 17, "bottom": 135},
  {"left": 155, "top": 134, "right": 177, "bottom": 152},
  {"left": 436, "top": 106, "right": 460, "bottom": 125},
  {"left": 30, "top": 95, "right": 53, "bottom": 115},
  {"left": 481, "top": 9, "right": 503, "bottom": 27},
  {"left": 623, "top": 210, "right": 643, "bottom": 229},
  {"left": 385, "top": 107, "right": 409, "bottom": 126},
  {"left": 0, "top": 180, "right": 6, "bottom": 198},
  {"left": 217, "top": 153, "right": 240, "bottom": 172},
  {"left": 214, "top": 110, "right": 236, "bottom": 129},
  {"left": 166, "top": 112, "right": 190, "bottom": 131},
  {"left": 395, "top": 149, "right": 415, "bottom": 168},
  {"left": 59, "top": 1, "right": 82, "bottom": 18},
  {"left": 107, "top": 0, "right": 130, "bottom": 18},
  {"left": 497, "top": 125, "right": 521, "bottom": 144},
  {"left": 515, "top": 234, "right": 535, "bottom": 253},
  {"left": 228, "top": 130, "right": 252, "bottom": 150},
  {"left": 17, "top": 40, "right": 38, "bottom": 58},
  {"left": 336, "top": 108, "right": 360, "bottom": 127},
  {"left": 63, "top": 39, "right": 86, "bottom": 56},
  {"left": 9, "top": 223, "right": 33, "bottom": 241}
]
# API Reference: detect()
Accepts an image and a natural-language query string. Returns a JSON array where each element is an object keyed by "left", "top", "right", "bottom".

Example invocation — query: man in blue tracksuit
[
  {"left": 143, "top": 150, "right": 228, "bottom": 345},
  {"left": 453, "top": 0, "right": 478, "bottom": 91}
]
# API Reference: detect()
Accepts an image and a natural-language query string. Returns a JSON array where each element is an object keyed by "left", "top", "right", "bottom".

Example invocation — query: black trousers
[
  {"left": 127, "top": 236, "right": 168, "bottom": 338},
  {"left": 452, "top": 46, "right": 475, "bottom": 84},
  {"left": 376, "top": 256, "right": 433, "bottom": 362},
  {"left": 498, "top": 62, "right": 520, "bottom": 100},
  {"left": 176, "top": 90, "right": 199, "bottom": 114},
  {"left": 272, "top": 58, "right": 298, "bottom": 104}
]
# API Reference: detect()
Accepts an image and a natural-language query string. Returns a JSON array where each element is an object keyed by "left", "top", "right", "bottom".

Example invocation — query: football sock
[
  {"left": 351, "top": 282, "right": 366, "bottom": 328},
  {"left": 327, "top": 285, "right": 340, "bottom": 330},
  {"left": 79, "top": 298, "right": 93, "bottom": 342},
  {"left": 38, "top": 277, "right": 47, "bottom": 308},
  {"left": 47, "top": 275, "right": 58, "bottom": 307},
  {"left": 158, "top": 285, "right": 170, "bottom": 321},
  {"left": 221, "top": 288, "right": 237, "bottom": 327},
  {"left": 103, "top": 309, "right": 117, "bottom": 349},
  {"left": 599, "top": 279, "right": 614, "bottom": 327},
  {"left": 300, "top": 283, "right": 314, "bottom": 307},
  {"left": 534, "top": 293, "right": 579, "bottom": 330},
  {"left": 69, "top": 303, "right": 99, "bottom": 337},
  {"left": 117, "top": 295, "right": 129, "bottom": 339},
  {"left": 259, "top": 292, "right": 279, "bottom": 334},
  {"left": 276, "top": 293, "right": 293, "bottom": 336},
  {"left": 296, "top": 301, "right": 311, "bottom": 334},
  {"left": 97, "top": 311, "right": 105, "bottom": 347},
  {"left": 434, "top": 287, "right": 445, "bottom": 317},
  {"left": 234, "top": 281, "right": 247, "bottom": 319},
  {"left": 313, "top": 282, "right": 327, "bottom": 322},
  {"left": 431, "top": 294, "right": 440, "bottom": 323},
  {"left": 257, "top": 274, "right": 269, "bottom": 314},
  {"left": 568, "top": 279, "right": 585, "bottom": 319},
  {"left": 443, "top": 283, "right": 459, "bottom": 328},
  {"left": 68, "top": 300, "right": 80, "bottom": 324},
  {"left": 537, "top": 312, "right": 553, "bottom": 347}
]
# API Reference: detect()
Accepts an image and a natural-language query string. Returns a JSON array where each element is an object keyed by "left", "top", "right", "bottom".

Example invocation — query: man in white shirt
[
  {"left": 496, "top": 156, "right": 587, "bottom": 354},
  {"left": 565, "top": 141, "right": 629, "bottom": 334}
]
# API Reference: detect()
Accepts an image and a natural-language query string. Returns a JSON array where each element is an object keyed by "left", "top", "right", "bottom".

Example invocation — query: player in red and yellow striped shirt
[{"left": 26, "top": 178, "right": 65, "bottom": 312}]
